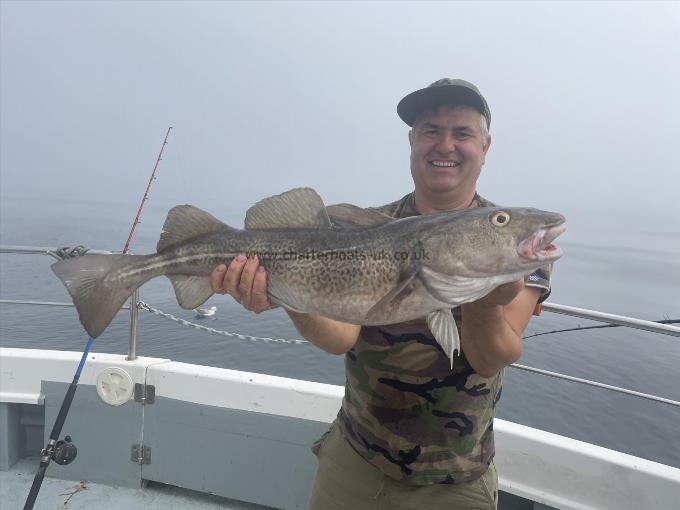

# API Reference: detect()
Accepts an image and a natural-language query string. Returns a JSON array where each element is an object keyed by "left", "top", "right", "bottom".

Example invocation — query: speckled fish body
[{"left": 52, "top": 188, "right": 565, "bottom": 361}]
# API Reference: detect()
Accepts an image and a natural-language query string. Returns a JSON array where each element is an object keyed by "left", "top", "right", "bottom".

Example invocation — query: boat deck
[{"left": 2, "top": 457, "right": 272, "bottom": 510}]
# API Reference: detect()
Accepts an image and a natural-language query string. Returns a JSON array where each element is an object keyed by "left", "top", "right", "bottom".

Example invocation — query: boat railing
[{"left": 1, "top": 244, "right": 679, "bottom": 408}]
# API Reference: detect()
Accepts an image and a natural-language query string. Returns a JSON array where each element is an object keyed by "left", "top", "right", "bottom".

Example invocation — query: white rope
[
  {"left": 136, "top": 300, "right": 309, "bottom": 346},
  {"left": 136, "top": 300, "right": 680, "bottom": 407}
]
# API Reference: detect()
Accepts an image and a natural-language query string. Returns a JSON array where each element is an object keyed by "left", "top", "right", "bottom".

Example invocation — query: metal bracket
[
  {"left": 134, "top": 383, "right": 155, "bottom": 404},
  {"left": 131, "top": 444, "right": 151, "bottom": 465}
]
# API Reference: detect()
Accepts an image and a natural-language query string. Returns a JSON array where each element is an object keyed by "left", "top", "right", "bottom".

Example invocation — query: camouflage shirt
[{"left": 336, "top": 192, "right": 551, "bottom": 485}]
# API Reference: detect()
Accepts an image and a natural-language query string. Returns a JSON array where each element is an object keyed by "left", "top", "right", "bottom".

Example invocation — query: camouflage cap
[{"left": 397, "top": 78, "right": 491, "bottom": 128}]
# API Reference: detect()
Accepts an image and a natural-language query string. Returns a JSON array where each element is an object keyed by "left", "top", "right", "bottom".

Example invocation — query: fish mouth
[{"left": 517, "top": 221, "right": 566, "bottom": 262}]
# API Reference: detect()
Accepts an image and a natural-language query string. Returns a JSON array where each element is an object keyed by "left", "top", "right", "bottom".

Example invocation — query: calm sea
[{"left": 1, "top": 194, "right": 679, "bottom": 469}]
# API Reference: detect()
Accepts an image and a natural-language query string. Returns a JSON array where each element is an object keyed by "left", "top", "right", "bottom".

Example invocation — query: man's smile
[{"left": 429, "top": 160, "right": 460, "bottom": 168}]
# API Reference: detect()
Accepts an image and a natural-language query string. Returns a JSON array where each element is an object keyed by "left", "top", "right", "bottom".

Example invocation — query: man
[{"left": 211, "top": 79, "right": 551, "bottom": 509}]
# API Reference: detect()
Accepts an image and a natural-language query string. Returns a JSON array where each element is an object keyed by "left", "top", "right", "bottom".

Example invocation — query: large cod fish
[{"left": 52, "top": 188, "right": 565, "bottom": 361}]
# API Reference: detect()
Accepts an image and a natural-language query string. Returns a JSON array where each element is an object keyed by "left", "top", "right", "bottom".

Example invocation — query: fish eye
[{"left": 490, "top": 211, "right": 510, "bottom": 227}]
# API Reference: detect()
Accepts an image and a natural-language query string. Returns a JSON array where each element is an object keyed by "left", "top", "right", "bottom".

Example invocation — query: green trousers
[{"left": 309, "top": 423, "right": 498, "bottom": 510}]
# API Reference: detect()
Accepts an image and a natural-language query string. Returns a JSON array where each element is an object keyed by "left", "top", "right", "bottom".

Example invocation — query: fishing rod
[
  {"left": 23, "top": 127, "right": 173, "bottom": 510},
  {"left": 124, "top": 126, "right": 173, "bottom": 254}
]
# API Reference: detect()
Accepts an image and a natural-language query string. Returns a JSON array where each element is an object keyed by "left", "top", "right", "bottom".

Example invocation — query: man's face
[{"left": 409, "top": 104, "right": 491, "bottom": 198}]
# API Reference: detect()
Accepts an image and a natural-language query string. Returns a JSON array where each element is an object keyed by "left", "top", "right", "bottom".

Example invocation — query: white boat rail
[
  {"left": 541, "top": 302, "right": 680, "bottom": 336},
  {"left": 2, "top": 243, "right": 679, "bottom": 409}
]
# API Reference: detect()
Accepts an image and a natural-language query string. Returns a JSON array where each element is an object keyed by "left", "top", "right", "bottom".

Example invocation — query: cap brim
[{"left": 397, "top": 85, "right": 489, "bottom": 127}]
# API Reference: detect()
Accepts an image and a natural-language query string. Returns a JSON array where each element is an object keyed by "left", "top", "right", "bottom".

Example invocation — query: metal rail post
[{"left": 127, "top": 290, "right": 139, "bottom": 361}]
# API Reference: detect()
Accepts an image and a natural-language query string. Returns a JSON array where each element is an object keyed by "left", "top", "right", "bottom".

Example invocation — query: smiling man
[
  {"left": 211, "top": 79, "right": 552, "bottom": 509},
  {"left": 408, "top": 104, "right": 490, "bottom": 212}
]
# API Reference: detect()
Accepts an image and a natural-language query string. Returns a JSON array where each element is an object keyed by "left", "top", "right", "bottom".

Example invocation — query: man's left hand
[{"left": 478, "top": 280, "right": 524, "bottom": 307}]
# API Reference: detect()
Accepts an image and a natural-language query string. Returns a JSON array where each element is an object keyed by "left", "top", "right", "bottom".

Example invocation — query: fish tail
[{"left": 51, "top": 254, "right": 153, "bottom": 338}]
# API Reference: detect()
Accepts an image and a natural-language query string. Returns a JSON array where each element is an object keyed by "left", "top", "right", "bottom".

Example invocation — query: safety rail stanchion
[{"left": 127, "top": 290, "right": 139, "bottom": 361}]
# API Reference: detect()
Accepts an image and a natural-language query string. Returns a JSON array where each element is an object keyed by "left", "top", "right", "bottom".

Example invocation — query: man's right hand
[
  {"left": 211, "top": 254, "right": 360, "bottom": 354},
  {"left": 210, "top": 254, "right": 276, "bottom": 314}
]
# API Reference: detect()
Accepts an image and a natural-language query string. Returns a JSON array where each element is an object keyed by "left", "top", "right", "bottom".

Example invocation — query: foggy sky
[{"left": 1, "top": 1, "right": 679, "bottom": 222}]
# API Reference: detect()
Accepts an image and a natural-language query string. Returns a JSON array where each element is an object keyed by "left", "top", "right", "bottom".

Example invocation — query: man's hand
[
  {"left": 478, "top": 280, "right": 525, "bottom": 307},
  {"left": 210, "top": 255, "right": 359, "bottom": 354},
  {"left": 210, "top": 254, "right": 277, "bottom": 313},
  {"left": 461, "top": 280, "right": 540, "bottom": 377}
]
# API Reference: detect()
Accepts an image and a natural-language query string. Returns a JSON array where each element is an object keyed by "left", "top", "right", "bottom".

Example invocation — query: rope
[
  {"left": 135, "top": 300, "right": 680, "bottom": 407},
  {"left": 46, "top": 245, "right": 91, "bottom": 261},
  {"left": 136, "top": 300, "right": 309, "bottom": 345}
]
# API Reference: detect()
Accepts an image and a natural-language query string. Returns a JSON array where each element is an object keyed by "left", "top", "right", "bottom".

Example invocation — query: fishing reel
[{"left": 50, "top": 435, "right": 78, "bottom": 466}]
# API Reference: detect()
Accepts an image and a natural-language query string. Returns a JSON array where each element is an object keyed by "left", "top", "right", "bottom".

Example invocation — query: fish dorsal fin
[
  {"left": 244, "top": 188, "right": 332, "bottom": 230},
  {"left": 158, "top": 205, "right": 231, "bottom": 252},
  {"left": 327, "top": 203, "right": 393, "bottom": 228}
]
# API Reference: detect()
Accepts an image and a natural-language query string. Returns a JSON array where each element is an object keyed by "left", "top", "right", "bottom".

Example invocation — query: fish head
[{"left": 422, "top": 206, "right": 566, "bottom": 277}]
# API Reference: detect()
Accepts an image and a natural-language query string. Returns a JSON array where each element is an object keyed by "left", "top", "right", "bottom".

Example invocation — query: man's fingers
[
  {"left": 223, "top": 254, "right": 247, "bottom": 296},
  {"left": 250, "top": 266, "right": 272, "bottom": 313},
  {"left": 237, "top": 255, "right": 260, "bottom": 308},
  {"left": 210, "top": 264, "right": 228, "bottom": 293},
  {"left": 211, "top": 255, "right": 274, "bottom": 313}
]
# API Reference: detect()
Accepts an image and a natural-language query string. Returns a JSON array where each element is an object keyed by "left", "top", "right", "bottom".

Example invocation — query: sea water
[{"left": 1, "top": 194, "right": 679, "bottom": 469}]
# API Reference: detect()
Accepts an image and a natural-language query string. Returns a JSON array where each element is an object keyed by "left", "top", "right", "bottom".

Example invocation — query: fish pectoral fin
[
  {"left": 365, "top": 264, "right": 420, "bottom": 321},
  {"left": 244, "top": 188, "right": 333, "bottom": 230},
  {"left": 419, "top": 266, "right": 492, "bottom": 307},
  {"left": 158, "top": 205, "right": 233, "bottom": 252},
  {"left": 167, "top": 275, "right": 214, "bottom": 309},
  {"left": 426, "top": 309, "right": 461, "bottom": 367},
  {"left": 327, "top": 203, "right": 393, "bottom": 228}
]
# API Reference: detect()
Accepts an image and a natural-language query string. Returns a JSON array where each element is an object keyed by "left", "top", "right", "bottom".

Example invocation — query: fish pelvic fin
[
  {"left": 51, "top": 254, "right": 152, "bottom": 338},
  {"left": 245, "top": 188, "right": 332, "bottom": 230},
  {"left": 158, "top": 205, "right": 233, "bottom": 252},
  {"left": 167, "top": 275, "right": 214, "bottom": 309},
  {"left": 426, "top": 309, "right": 461, "bottom": 368}
]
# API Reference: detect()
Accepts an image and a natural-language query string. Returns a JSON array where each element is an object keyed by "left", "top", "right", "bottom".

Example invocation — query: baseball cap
[{"left": 397, "top": 78, "right": 491, "bottom": 128}]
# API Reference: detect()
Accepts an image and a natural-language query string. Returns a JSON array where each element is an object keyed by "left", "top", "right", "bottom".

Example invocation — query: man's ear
[
  {"left": 483, "top": 134, "right": 492, "bottom": 155},
  {"left": 480, "top": 135, "right": 492, "bottom": 166},
  {"left": 408, "top": 129, "right": 413, "bottom": 147}
]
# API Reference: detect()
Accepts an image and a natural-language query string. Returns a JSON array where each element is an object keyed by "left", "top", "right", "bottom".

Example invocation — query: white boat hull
[{"left": 1, "top": 347, "right": 679, "bottom": 510}]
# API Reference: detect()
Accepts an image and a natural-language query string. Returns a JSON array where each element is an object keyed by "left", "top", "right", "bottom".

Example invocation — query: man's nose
[{"left": 436, "top": 132, "right": 456, "bottom": 153}]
